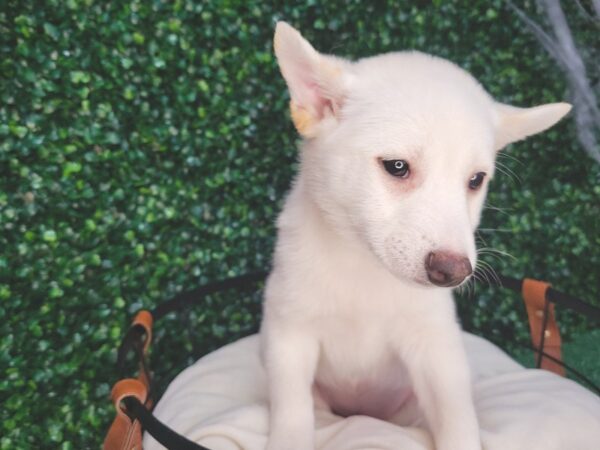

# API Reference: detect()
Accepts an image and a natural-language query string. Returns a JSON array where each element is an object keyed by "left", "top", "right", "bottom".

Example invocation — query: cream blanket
[{"left": 144, "top": 333, "right": 600, "bottom": 450}]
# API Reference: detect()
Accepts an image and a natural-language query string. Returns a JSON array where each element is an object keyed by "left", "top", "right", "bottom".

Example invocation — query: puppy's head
[{"left": 274, "top": 22, "right": 571, "bottom": 288}]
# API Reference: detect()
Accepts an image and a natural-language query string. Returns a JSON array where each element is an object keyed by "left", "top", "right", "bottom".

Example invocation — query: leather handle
[
  {"left": 104, "top": 310, "right": 155, "bottom": 450},
  {"left": 103, "top": 378, "right": 148, "bottom": 450},
  {"left": 522, "top": 278, "right": 565, "bottom": 376},
  {"left": 132, "top": 310, "right": 153, "bottom": 353}
]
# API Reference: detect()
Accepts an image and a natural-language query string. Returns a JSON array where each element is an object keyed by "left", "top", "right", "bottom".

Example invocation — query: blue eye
[
  {"left": 468, "top": 172, "right": 486, "bottom": 190},
  {"left": 383, "top": 159, "right": 410, "bottom": 178}
]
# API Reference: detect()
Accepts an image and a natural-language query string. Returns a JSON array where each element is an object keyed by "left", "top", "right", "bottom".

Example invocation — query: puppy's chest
[
  {"left": 316, "top": 315, "right": 395, "bottom": 373},
  {"left": 313, "top": 315, "right": 411, "bottom": 418},
  {"left": 309, "top": 289, "right": 407, "bottom": 377}
]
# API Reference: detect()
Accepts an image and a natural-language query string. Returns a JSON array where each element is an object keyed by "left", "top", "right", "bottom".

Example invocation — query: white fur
[{"left": 260, "top": 22, "right": 571, "bottom": 450}]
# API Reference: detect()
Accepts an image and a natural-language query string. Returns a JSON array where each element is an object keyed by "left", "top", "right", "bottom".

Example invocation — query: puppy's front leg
[
  {"left": 404, "top": 328, "right": 481, "bottom": 450},
  {"left": 263, "top": 324, "right": 319, "bottom": 450}
]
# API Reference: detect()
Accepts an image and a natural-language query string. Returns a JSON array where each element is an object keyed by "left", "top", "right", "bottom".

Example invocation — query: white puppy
[{"left": 260, "top": 22, "right": 571, "bottom": 450}]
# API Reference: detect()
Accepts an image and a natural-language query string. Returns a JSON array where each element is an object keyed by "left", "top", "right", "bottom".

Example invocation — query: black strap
[
  {"left": 124, "top": 396, "right": 211, "bottom": 450},
  {"left": 151, "top": 272, "right": 267, "bottom": 321},
  {"left": 496, "top": 274, "right": 600, "bottom": 322},
  {"left": 546, "top": 285, "right": 600, "bottom": 322},
  {"left": 116, "top": 272, "right": 268, "bottom": 377}
]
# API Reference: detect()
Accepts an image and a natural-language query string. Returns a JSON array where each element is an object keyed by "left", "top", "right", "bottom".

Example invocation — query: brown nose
[{"left": 425, "top": 252, "right": 472, "bottom": 287}]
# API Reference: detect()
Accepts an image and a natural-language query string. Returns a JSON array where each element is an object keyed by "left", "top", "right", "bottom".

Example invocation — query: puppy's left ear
[
  {"left": 274, "top": 22, "right": 353, "bottom": 137},
  {"left": 493, "top": 102, "right": 572, "bottom": 151}
]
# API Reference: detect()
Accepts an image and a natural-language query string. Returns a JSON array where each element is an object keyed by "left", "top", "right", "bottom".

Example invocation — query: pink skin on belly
[{"left": 314, "top": 379, "right": 414, "bottom": 420}]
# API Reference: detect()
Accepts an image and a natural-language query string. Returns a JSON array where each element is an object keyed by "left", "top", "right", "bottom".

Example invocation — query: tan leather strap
[
  {"left": 522, "top": 278, "right": 565, "bottom": 376},
  {"left": 104, "top": 310, "right": 155, "bottom": 450},
  {"left": 132, "top": 310, "right": 153, "bottom": 391},
  {"left": 103, "top": 378, "right": 147, "bottom": 450},
  {"left": 132, "top": 310, "right": 153, "bottom": 353}
]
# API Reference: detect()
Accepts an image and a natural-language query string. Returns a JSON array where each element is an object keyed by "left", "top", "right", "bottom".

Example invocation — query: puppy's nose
[{"left": 425, "top": 252, "right": 472, "bottom": 287}]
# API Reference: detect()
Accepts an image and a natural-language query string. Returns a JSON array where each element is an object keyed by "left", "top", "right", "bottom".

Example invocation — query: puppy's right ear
[
  {"left": 274, "top": 22, "right": 352, "bottom": 137},
  {"left": 493, "top": 102, "right": 572, "bottom": 151}
]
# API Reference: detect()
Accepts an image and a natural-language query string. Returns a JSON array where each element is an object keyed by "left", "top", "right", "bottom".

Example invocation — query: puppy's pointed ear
[
  {"left": 493, "top": 102, "right": 572, "bottom": 151},
  {"left": 274, "top": 21, "right": 352, "bottom": 137}
]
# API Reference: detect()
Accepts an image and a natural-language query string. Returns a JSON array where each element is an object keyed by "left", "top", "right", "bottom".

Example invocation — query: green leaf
[
  {"left": 62, "top": 162, "right": 82, "bottom": 178},
  {"left": 42, "top": 230, "right": 57, "bottom": 242}
]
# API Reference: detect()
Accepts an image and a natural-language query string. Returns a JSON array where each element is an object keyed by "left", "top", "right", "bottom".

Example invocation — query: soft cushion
[{"left": 144, "top": 333, "right": 600, "bottom": 450}]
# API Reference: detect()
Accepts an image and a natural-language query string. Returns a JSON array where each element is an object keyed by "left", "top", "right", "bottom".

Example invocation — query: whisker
[
  {"left": 475, "top": 263, "right": 494, "bottom": 285},
  {"left": 475, "top": 231, "right": 489, "bottom": 248},
  {"left": 478, "top": 246, "right": 517, "bottom": 261},
  {"left": 493, "top": 163, "right": 514, "bottom": 180},
  {"left": 483, "top": 204, "right": 512, "bottom": 216},
  {"left": 497, "top": 151, "right": 524, "bottom": 167},
  {"left": 471, "top": 271, "right": 484, "bottom": 292},
  {"left": 477, "top": 252, "right": 506, "bottom": 263},
  {"left": 466, "top": 276, "right": 476, "bottom": 298},
  {"left": 473, "top": 267, "right": 492, "bottom": 287},
  {"left": 476, "top": 259, "right": 502, "bottom": 286},
  {"left": 457, "top": 275, "right": 474, "bottom": 298},
  {"left": 495, "top": 160, "right": 522, "bottom": 184}
]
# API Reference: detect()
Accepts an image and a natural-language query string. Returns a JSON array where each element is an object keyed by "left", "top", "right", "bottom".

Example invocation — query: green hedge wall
[{"left": 1, "top": 1, "right": 598, "bottom": 448}]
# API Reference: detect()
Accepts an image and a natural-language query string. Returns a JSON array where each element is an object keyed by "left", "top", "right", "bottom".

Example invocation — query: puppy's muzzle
[{"left": 425, "top": 252, "right": 472, "bottom": 287}]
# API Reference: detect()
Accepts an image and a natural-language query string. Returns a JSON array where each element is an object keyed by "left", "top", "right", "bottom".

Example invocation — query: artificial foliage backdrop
[{"left": 1, "top": 0, "right": 598, "bottom": 448}]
